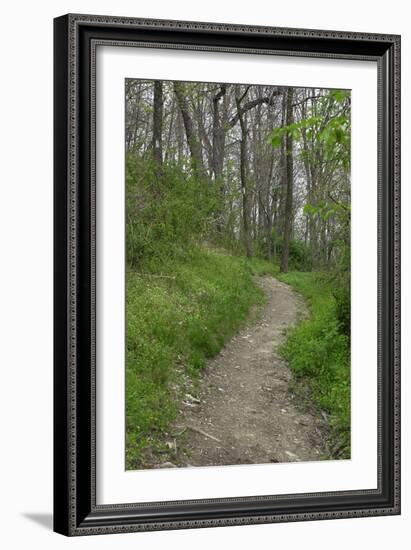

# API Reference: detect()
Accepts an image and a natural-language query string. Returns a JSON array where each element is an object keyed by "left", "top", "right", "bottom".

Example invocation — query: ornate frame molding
[{"left": 54, "top": 14, "right": 400, "bottom": 536}]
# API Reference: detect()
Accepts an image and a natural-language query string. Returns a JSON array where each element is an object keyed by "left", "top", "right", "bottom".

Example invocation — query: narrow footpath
[{"left": 172, "top": 276, "right": 327, "bottom": 467}]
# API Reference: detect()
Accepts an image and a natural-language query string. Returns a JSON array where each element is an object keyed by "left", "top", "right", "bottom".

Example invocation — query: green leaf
[
  {"left": 271, "top": 134, "right": 282, "bottom": 147},
  {"left": 330, "top": 89, "right": 350, "bottom": 103}
]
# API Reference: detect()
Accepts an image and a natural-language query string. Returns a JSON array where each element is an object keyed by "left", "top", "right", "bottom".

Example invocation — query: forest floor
[{"left": 165, "top": 276, "right": 328, "bottom": 468}]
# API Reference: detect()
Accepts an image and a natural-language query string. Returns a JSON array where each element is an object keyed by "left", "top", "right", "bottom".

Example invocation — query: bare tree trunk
[
  {"left": 152, "top": 81, "right": 163, "bottom": 178},
  {"left": 212, "top": 85, "right": 227, "bottom": 182},
  {"left": 176, "top": 108, "right": 184, "bottom": 165},
  {"left": 164, "top": 97, "right": 176, "bottom": 163},
  {"left": 210, "top": 85, "right": 228, "bottom": 233},
  {"left": 236, "top": 87, "right": 253, "bottom": 258},
  {"left": 280, "top": 88, "right": 294, "bottom": 273},
  {"left": 266, "top": 154, "right": 275, "bottom": 261},
  {"left": 193, "top": 91, "right": 213, "bottom": 173},
  {"left": 276, "top": 94, "right": 287, "bottom": 241},
  {"left": 173, "top": 82, "right": 207, "bottom": 179}
]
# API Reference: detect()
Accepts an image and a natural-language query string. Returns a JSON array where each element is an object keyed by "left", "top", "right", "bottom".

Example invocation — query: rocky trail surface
[{"left": 161, "top": 276, "right": 328, "bottom": 468}]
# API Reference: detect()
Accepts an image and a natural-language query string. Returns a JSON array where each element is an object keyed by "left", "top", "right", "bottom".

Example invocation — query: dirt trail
[{"left": 171, "top": 276, "right": 327, "bottom": 467}]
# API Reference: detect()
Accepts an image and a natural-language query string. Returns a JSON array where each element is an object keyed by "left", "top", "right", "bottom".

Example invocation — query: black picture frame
[{"left": 53, "top": 13, "right": 401, "bottom": 536}]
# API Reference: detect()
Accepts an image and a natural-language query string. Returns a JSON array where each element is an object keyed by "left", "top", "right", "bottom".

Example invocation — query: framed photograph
[{"left": 53, "top": 13, "right": 400, "bottom": 536}]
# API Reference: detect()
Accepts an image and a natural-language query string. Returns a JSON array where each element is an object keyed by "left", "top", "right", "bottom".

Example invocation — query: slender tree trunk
[
  {"left": 280, "top": 88, "right": 294, "bottom": 273},
  {"left": 211, "top": 85, "right": 228, "bottom": 233},
  {"left": 236, "top": 88, "right": 253, "bottom": 258},
  {"left": 152, "top": 81, "right": 163, "bottom": 178},
  {"left": 276, "top": 94, "right": 287, "bottom": 240},
  {"left": 164, "top": 97, "right": 176, "bottom": 163},
  {"left": 173, "top": 82, "right": 207, "bottom": 179},
  {"left": 176, "top": 109, "right": 184, "bottom": 165},
  {"left": 212, "top": 85, "right": 227, "bottom": 182},
  {"left": 266, "top": 153, "right": 275, "bottom": 261},
  {"left": 193, "top": 93, "right": 213, "bottom": 173},
  {"left": 300, "top": 96, "right": 315, "bottom": 260}
]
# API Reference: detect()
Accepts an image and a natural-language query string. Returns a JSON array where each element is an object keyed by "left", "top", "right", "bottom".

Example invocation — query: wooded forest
[
  {"left": 126, "top": 80, "right": 350, "bottom": 273},
  {"left": 125, "top": 79, "right": 351, "bottom": 469}
]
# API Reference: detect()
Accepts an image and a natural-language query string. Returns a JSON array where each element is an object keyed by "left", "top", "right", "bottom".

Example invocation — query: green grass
[
  {"left": 276, "top": 271, "right": 350, "bottom": 458},
  {"left": 126, "top": 247, "right": 271, "bottom": 469}
]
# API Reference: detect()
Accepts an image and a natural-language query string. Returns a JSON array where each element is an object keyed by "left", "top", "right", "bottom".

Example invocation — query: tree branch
[{"left": 228, "top": 90, "right": 281, "bottom": 128}]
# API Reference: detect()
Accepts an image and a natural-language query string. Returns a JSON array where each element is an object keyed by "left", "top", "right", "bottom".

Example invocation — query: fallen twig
[{"left": 187, "top": 425, "right": 221, "bottom": 443}]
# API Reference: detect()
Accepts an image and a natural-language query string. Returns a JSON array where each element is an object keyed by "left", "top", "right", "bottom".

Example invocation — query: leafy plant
[
  {"left": 126, "top": 248, "right": 267, "bottom": 468},
  {"left": 277, "top": 272, "right": 351, "bottom": 458}
]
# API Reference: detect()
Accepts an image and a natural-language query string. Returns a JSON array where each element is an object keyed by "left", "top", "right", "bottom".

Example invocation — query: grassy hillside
[
  {"left": 276, "top": 272, "right": 351, "bottom": 458},
  {"left": 126, "top": 247, "right": 276, "bottom": 469}
]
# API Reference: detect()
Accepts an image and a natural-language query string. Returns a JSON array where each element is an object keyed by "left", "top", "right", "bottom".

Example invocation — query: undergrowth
[
  {"left": 276, "top": 271, "right": 351, "bottom": 459},
  {"left": 126, "top": 247, "right": 272, "bottom": 469}
]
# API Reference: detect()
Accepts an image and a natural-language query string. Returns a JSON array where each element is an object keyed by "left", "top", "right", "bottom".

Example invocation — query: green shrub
[
  {"left": 274, "top": 237, "right": 312, "bottom": 271},
  {"left": 126, "top": 154, "right": 220, "bottom": 269},
  {"left": 333, "top": 282, "right": 351, "bottom": 338},
  {"left": 126, "top": 248, "right": 266, "bottom": 469},
  {"left": 277, "top": 272, "right": 351, "bottom": 458}
]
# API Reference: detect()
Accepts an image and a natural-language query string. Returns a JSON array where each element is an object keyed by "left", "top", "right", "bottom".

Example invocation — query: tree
[
  {"left": 126, "top": 79, "right": 351, "bottom": 273},
  {"left": 173, "top": 82, "right": 207, "bottom": 180},
  {"left": 152, "top": 80, "right": 163, "bottom": 178},
  {"left": 235, "top": 86, "right": 253, "bottom": 258},
  {"left": 280, "top": 88, "right": 294, "bottom": 273},
  {"left": 212, "top": 84, "right": 227, "bottom": 183}
]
